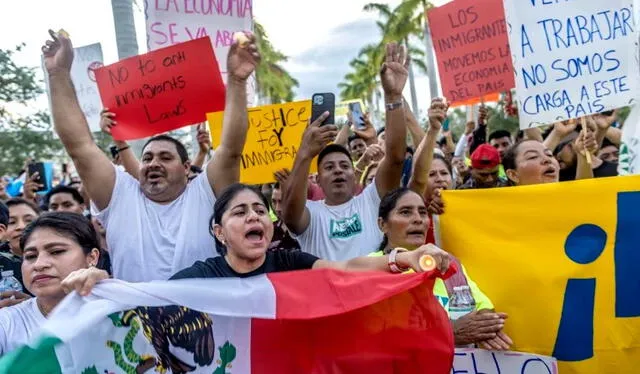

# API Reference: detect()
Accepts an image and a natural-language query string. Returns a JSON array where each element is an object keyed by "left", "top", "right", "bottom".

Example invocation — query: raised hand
[
  {"left": 593, "top": 110, "right": 617, "bottom": 130},
  {"left": 352, "top": 112, "right": 377, "bottom": 143},
  {"left": 428, "top": 98, "right": 447, "bottom": 132},
  {"left": 299, "top": 112, "right": 338, "bottom": 159},
  {"left": 360, "top": 144, "right": 385, "bottom": 164},
  {"left": 575, "top": 127, "right": 598, "bottom": 156},
  {"left": 23, "top": 172, "right": 43, "bottom": 202},
  {"left": 553, "top": 119, "right": 577, "bottom": 137},
  {"left": 196, "top": 125, "right": 211, "bottom": 153},
  {"left": 227, "top": 31, "right": 261, "bottom": 82},
  {"left": 99, "top": 108, "right": 116, "bottom": 135},
  {"left": 41, "top": 29, "right": 74, "bottom": 75},
  {"left": 380, "top": 42, "right": 409, "bottom": 97}
]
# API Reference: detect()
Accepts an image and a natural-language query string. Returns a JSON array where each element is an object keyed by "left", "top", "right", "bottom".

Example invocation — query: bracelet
[
  {"left": 385, "top": 101, "right": 403, "bottom": 111},
  {"left": 388, "top": 248, "right": 409, "bottom": 273},
  {"left": 117, "top": 146, "right": 130, "bottom": 152}
]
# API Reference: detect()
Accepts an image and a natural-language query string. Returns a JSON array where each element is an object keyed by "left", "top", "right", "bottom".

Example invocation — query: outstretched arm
[
  {"left": 208, "top": 32, "right": 261, "bottom": 196},
  {"left": 409, "top": 98, "right": 445, "bottom": 195},
  {"left": 376, "top": 42, "right": 410, "bottom": 198},
  {"left": 314, "top": 243, "right": 450, "bottom": 274},
  {"left": 43, "top": 30, "right": 115, "bottom": 210},
  {"left": 282, "top": 113, "right": 336, "bottom": 235}
]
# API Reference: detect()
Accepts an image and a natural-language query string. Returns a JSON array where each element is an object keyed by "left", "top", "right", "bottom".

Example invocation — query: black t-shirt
[
  {"left": 170, "top": 250, "right": 320, "bottom": 280},
  {"left": 594, "top": 161, "right": 618, "bottom": 178}
]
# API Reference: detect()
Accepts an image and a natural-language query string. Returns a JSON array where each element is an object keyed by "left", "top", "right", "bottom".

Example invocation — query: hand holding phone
[
  {"left": 27, "top": 162, "right": 48, "bottom": 193},
  {"left": 311, "top": 93, "right": 335, "bottom": 126},
  {"left": 349, "top": 102, "right": 366, "bottom": 130}
]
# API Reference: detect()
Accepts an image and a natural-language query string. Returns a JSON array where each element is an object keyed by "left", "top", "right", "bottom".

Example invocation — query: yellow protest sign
[
  {"left": 438, "top": 175, "right": 640, "bottom": 374},
  {"left": 207, "top": 100, "right": 316, "bottom": 185},
  {"left": 336, "top": 99, "right": 367, "bottom": 118}
]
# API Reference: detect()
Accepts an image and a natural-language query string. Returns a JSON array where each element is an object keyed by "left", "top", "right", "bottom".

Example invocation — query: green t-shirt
[{"left": 369, "top": 250, "right": 494, "bottom": 315}]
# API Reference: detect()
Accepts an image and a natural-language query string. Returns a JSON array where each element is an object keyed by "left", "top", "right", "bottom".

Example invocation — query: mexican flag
[{"left": 0, "top": 268, "right": 454, "bottom": 374}]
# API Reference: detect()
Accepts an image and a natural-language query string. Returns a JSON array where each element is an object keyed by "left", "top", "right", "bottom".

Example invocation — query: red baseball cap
[{"left": 471, "top": 144, "right": 501, "bottom": 169}]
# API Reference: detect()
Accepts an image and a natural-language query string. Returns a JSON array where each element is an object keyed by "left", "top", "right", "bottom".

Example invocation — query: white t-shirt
[
  {"left": 0, "top": 298, "right": 46, "bottom": 355},
  {"left": 92, "top": 165, "right": 216, "bottom": 282},
  {"left": 296, "top": 182, "right": 383, "bottom": 261}
]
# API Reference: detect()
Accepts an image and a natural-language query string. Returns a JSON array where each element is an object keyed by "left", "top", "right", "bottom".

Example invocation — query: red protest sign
[
  {"left": 95, "top": 36, "right": 224, "bottom": 140},
  {"left": 427, "top": 0, "right": 515, "bottom": 105}
]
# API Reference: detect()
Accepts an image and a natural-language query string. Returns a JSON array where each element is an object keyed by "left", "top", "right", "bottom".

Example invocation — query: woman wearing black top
[{"left": 61, "top": 184, "right": 450, "bottom": 291}]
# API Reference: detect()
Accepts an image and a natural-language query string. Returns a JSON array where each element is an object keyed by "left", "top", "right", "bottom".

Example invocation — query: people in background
[
  {"left": 598, "top": 138, "right": 619, "bottom": 164},
  {"left": 457, "top": 144, "right": 507, "bottom": 190},
  {"left": 348, "top": 134, "right": 368, "bottom": 162},
  {"left": 267, "top": 180, "right": 300, "bottom": 252},
  {"left": 45, "top": 185, "right": 85, "bottom": 214},
  {"left": 488, "top": 130, "right": 513, "bottom": 159},
  {"left": 5, "top": 199, "right": 40, "bottom": 257}
]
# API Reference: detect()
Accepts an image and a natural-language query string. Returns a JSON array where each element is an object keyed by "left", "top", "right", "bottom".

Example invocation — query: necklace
[{"left": 36, "top": 299, "right": 52, "bottom": 317}]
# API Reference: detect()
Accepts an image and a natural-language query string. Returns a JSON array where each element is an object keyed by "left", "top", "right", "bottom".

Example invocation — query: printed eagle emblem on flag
[{"left": 110, "top": 305, "right": 215, "bottom": 374}]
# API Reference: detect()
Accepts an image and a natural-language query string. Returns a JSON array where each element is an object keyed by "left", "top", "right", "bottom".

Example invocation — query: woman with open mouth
[{"left": 0, "top": 212, "right": 107, "bottom": 354}]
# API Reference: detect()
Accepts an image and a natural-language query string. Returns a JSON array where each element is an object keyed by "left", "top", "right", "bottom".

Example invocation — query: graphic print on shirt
[{"left": 329, "top": 214, "right": 363, "bottom": 239}]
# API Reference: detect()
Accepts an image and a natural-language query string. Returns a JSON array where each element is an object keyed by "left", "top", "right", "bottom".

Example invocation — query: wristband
[
  {"left": 388, "top": 248, "right": 409, "bottom": 273},
  {"left": 385, "top": 101, "right": 403, "bottom": 111}
]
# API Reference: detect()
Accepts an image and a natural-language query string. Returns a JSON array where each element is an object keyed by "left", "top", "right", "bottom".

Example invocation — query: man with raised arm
[
  {"left": 41, "top": 30, "right": 260, "bottom": 281},
  {"left": 282, "top": 42, "right": 409, "bottom": 261}
]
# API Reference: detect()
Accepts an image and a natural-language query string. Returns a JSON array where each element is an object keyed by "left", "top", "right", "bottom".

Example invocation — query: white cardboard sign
[{"left": 503, "top": 0, "right": 640, "bottom": 128}]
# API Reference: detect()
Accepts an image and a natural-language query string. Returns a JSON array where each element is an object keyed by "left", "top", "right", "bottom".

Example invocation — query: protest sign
[
  {"left": 208, "top": 100, "right": 316, "bottom": 184},
  {"left": 503, "top": 0, "right": 640, "bottom": 128},
  {"left": 43, "top": 43, "right": 104, "bottom": 132},
  {"left": 452, "top": 349, "right": 557, "bottom": 374},
  {"left": 95, "top": 37, "right": 225, "bottom": 140},
  {"left": 427, "top": 0, "right": 514, "bottom": 105},
  {"left": 440, "top": 175, "right": 640, "bottom": 373},
  {"left": 144, "top": 0, "right": 255, "bottom": 106}
]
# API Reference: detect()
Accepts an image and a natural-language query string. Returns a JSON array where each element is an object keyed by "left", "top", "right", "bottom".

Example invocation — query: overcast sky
[{"left": 1, "top": 0, "right": 448, "bottom": 117}]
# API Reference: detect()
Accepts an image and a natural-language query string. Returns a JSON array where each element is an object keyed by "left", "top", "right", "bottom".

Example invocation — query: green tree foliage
[
  {"left": 0, "top": 45, "right": 63, "bottom": 176},
  {"left": 0, "top": 45, "right": 117, "bottom": 177},
  {"left": 254, "top": 21, "right": 298, "bottom": 104}
]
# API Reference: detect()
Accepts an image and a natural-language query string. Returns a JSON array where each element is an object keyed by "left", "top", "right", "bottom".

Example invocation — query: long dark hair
[
  {"left": 20, "top": 212, "right": 108, "bottom": 271},
  {"left": 376, "top": 187, "right": 415, "bottom": 253},
  {"left": 209, "top": 183, "right": 270, "bottom": 256}
]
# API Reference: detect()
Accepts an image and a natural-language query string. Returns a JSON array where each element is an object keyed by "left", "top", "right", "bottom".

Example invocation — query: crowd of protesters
[{"left": 0, "top": 29, "right": 625, "bottom": 358}]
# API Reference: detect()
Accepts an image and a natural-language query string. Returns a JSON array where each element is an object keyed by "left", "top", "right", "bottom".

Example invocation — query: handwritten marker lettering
[
  {"left": 95, "top": 37, "right": 225, "bottom": 140},
  {"left": 503, "top": 0, "right": 639, "bottom": 128},
  {"left": 426, "top": 0, "right": 515, "bottom": 104},
  {"left": 207, "top": 101, "right": 314, "bottom": 185}
]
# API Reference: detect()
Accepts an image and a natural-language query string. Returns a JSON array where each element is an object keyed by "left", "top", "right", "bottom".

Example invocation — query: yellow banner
[
  {"left": 438, "top": 176, "right": 640, "bottom": 374},
  {"left": 207, "top": 100, "right": 316, "bottom": 184}
]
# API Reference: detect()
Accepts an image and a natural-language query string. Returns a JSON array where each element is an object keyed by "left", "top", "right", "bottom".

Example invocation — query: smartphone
[
  {"left": 442, "top": 118, "right": 450, "bottom": 131},
  {"left": 311, "top": 93, "right": 335, "bottom": 126},
  {"left": 27, "top": 162, "right": 48, "bottom": 192},
  {"left": 349, "top": 102, "right": 366, "bottom": 130}
]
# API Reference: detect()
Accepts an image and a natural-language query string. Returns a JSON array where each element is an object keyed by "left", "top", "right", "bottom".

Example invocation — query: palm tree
[
  {"left": 362, "top": 2, "right": 429, "bottom": 116},
  {"left": 254, "top": 21, "right": 298, "bottom": 104}
]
